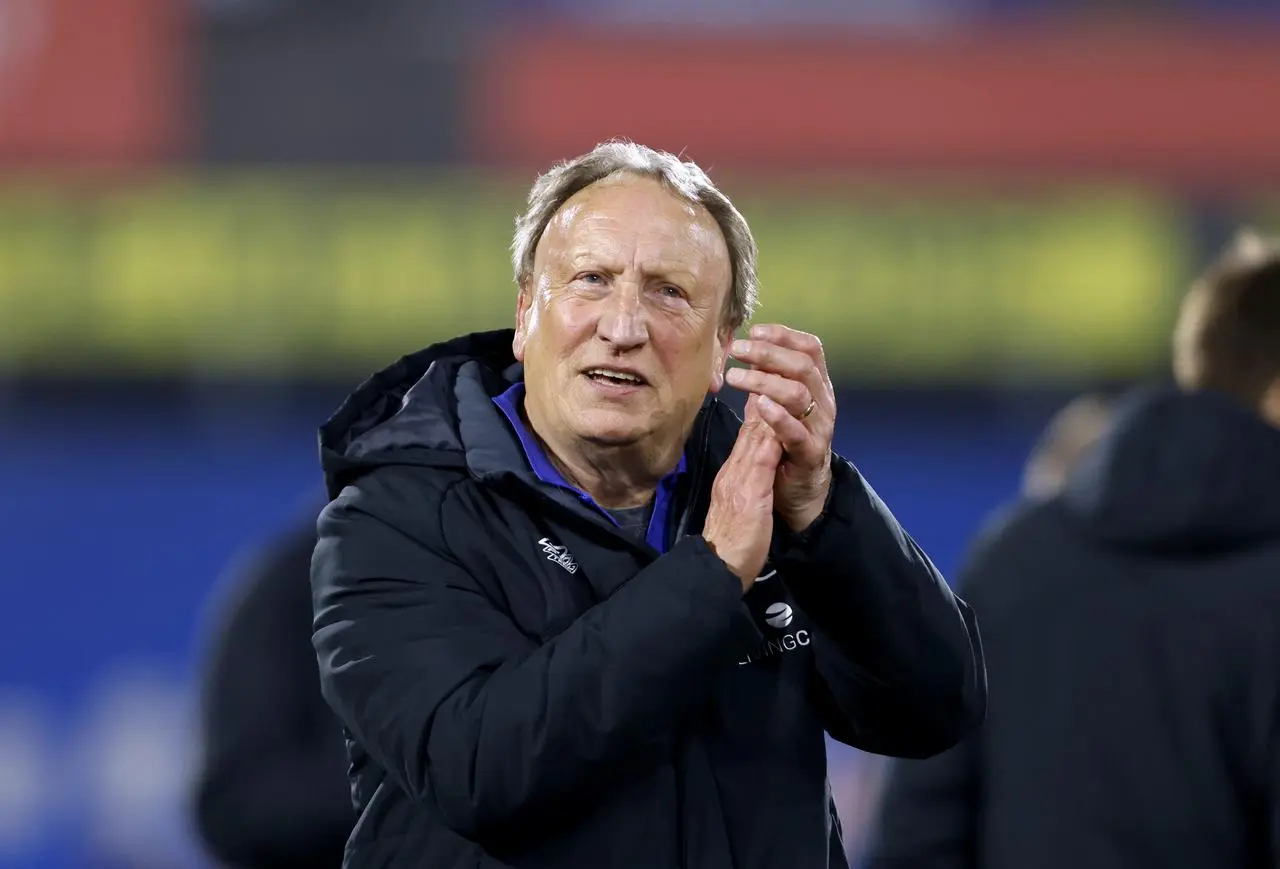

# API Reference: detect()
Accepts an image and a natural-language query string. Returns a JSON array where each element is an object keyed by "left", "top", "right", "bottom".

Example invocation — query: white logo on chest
[
  {"left": 538, "top": 537, "right": 578, "bottom": 574},
  {"left": 739, "top": 594, "right": 807, "bottom": 666},
  {"left": 764, "top": 602, "right": 794, "bottom": 629}
]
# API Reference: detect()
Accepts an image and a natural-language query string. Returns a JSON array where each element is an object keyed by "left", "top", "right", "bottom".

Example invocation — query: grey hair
[{"left": 511, "top": 140, "right": 759, "bottom": 330}]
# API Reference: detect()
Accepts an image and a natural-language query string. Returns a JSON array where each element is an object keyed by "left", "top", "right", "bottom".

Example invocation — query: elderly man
[{"left": 310, "top": 141, "right": 986, "bottom": 869}]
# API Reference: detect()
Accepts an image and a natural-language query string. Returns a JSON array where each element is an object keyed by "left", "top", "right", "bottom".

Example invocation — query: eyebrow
[
  {"left": 566, "top": 250, "right": 621, "bottom": 270},
  {"left": 565, "top": 249, "right": 698, "bottom": 282}
]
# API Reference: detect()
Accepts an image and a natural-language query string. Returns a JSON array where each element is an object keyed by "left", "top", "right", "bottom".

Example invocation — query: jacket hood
[
  {"left": 1061, "top": 386, "right": 1280, "bottom": 553},
  {"left": 318, "top": 329, "right": 515, "bottom": 497},
  {"left": 317, "top": 329, "right": 736, "bottom": 502}
]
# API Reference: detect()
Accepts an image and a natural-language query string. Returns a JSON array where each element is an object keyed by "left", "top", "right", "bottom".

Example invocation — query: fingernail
[
  {"left": 758, "top": 395, "right": 776, "bottom": 411},
  {"left": 732, "top": 339, "right": 750, "bottom": 355},
  {"left": 725, "top": 367, "right": 744, "bottom": 384},
  {"left": 750, "top": 325, "right": 768, "bottom": 339}
]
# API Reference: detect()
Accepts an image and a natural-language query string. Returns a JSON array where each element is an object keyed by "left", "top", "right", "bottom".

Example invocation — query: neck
[{"left": 525, "top": 415, "right": 684, "bottom": 511}]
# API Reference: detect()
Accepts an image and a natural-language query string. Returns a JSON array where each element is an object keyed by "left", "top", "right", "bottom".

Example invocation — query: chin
[{"left": 572, "top": 409, "right": 651, "bottom": 447}]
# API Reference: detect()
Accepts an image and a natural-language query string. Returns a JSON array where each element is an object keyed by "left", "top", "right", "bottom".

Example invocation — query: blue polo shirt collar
[{"left": 493, "top": 382, "right": 686, "bottom": 554}]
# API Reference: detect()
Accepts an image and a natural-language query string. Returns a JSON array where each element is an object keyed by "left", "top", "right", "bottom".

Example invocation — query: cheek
[
  {"left": 522, "top": 276, "right": 561, "bottom": 338},
  {"left": 660, "top": 321, "right": 724, "bottom": 387},
  {"left": 527, "top": 297, "right": 600, "bottom": 365},
  {"left": 553, "top": 301, "right": 600, "bottom": 345}
]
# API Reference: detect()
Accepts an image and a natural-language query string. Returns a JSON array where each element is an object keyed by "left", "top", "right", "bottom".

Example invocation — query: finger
[
  {"left": 725, "top": 367, "right": 813, "bottom": 419},
  {"left": 749, "top": 324, "right": 828, "bottom": 374},
  {"left": 747, "top": 324, "right": 835, "bottom": 411},
  {"left": 729, "top": 339, "right": 811, "bottom": 382},
  {"left": 757, "top": 395, "right": 823, "bottom": 465},
  {"left": 729, "top": 338, "right": 832, "bottom": 417}
]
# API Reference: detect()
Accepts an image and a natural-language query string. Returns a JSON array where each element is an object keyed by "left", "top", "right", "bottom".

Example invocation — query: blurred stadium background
[{"left": 3, "top": 0, "right": 1280, "bottom": 866}]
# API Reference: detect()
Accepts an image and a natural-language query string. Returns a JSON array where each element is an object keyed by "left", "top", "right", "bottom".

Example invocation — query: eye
[
  {"left": 658, "top": 285, "right": 685, "bottom": 299},
  {"left": 578, "top": 272, "right": 604, "bottom": 284}
]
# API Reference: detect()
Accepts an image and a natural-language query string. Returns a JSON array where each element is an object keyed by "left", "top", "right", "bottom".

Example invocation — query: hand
[
  {"left": 701, "top": 395, "right": 783, "bottom": 592},
  {"left": 725, "top": 324, "right": 835, "bottom": 533}
]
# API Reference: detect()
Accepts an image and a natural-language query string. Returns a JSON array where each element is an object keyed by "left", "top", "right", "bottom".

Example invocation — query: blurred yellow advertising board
[{"left": 0, "top": 172, "right": 1187, "bottom": 382}]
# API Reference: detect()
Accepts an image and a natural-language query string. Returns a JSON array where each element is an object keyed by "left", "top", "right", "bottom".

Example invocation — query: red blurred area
[
  {"left": 0, "top": 0, "right": 187, "bottom": 168},
  {"left": 469, "top": 23, "right": 1280, "bottom": 185}
]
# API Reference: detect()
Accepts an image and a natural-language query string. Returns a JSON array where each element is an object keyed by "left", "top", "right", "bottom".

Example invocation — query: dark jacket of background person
[
  {"left": 309, "top": 329, "right": 986, "bottom": 869},
  {"left": 193, "top": 513, "right": 354, "bottom": 869},
  {"left": 867, "top": 386, "right": 1280, "bottom": 869}
]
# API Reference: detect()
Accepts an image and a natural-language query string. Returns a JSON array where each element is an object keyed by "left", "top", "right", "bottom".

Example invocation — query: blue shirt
[{"left": 493, "top": 382, "right": 687, "bottom": 554}]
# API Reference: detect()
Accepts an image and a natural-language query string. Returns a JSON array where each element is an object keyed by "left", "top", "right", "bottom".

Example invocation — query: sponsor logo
[
  {"left": 764, "top": 602, "right": 793, "bottom": 629},
  {"left": 737, "top": 630, "right": 810, "bottom": 666},
  {"left": 537, "top": 537, "right": 578, "bottom": 574}
]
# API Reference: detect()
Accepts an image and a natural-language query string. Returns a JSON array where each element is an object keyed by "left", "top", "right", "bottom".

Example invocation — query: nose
[{"left": 595, "top": 281, "right": 648, "bottom": 350}]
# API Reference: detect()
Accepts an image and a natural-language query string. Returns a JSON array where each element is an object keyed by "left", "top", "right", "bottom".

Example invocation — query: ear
[
  {"left": 707, "top": 325, "right": 736, "bottom": 394},
  {"left": 512, "top": 286, "right": 532, "bottom": 361}
]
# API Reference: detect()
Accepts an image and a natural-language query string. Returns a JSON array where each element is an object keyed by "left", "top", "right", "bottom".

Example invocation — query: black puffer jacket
[
  {"left": 311, "top": 329, "right": 986, "bottom": 869},
  {"left": 870, "top": 387, "right": 1280, "bottom": 869}
]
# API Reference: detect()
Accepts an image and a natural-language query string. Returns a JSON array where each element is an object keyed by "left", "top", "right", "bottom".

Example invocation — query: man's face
[{"left": 513, "top": 174, "right": 734, "bottom": 452}]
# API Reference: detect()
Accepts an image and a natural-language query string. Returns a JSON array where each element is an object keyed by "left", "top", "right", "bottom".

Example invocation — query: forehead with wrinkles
[{"left": 534, "top": 175, "right": 731, "bottom": 291}]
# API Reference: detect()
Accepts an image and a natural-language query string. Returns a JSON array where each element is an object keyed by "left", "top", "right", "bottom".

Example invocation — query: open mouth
[{"left": 584, "top": 368, "right": 648, "bottom": 387}]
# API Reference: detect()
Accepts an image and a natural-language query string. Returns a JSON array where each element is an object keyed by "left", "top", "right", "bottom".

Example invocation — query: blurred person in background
[
  {"left": 309, "top": 141, "right": 986, "bottom": 869},
  {"left": 192, "top": 503, "right": 353, "bottom": 869},
  {"left": 1020, "top": 392, "right": 1115, "bottom": 501},
  {"left": 830, "top": 391, "right": 1114, "bottom": 865},
  {"left": 866, "top": 231, "right": 1280, "bottom": 869}
]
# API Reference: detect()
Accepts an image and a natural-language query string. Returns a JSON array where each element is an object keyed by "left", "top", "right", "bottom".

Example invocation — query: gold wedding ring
[{"left": 801, "top": 399, "right": 817, "bottom": 419}]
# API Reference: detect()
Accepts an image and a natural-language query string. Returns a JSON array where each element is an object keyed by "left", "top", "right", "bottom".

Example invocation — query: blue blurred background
[{"left": 3, "top": 0, "right": 1280, "bottom": 866}]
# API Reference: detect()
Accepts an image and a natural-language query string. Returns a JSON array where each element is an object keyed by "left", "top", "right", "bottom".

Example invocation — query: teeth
[{"left": 587, "top": 368, "right": 642, "bottom": 383}]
